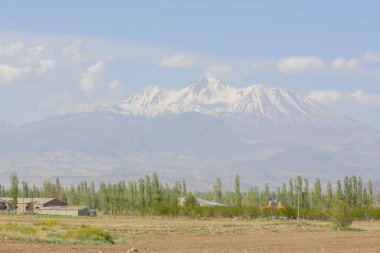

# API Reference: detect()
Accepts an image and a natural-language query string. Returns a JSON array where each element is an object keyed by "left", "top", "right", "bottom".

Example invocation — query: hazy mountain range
[{"left": 1, "top": 75, "right": 379, "bottom": 190}]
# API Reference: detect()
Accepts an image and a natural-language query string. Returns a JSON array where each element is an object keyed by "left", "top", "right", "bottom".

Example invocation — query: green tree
[
  {"left": 138, "top": 178, "right": 145, "bottom": 208},
  {"left": 368, "top": 180, "right": 373, "bottom": 207},
  {"left": 336, "top": 180, "right": 343, "bottom": 201},
  {"left": 151, "top": 173, "right": 161, "bottom": 206},
  {"left": 181, "top": 180, "right": 187, "bottom": 196},
  {"left": 10, "top": 172, "right": 19, "bottom": 210},
  {"left": 145, "top": 175, "right": 152, "bottom": 208},
  {"left": 313, "top": 178, "right": 322, "bottom": 210},
  {"left": 303, "top": 178, "right": 310, "bottom": 209},
  {"left": 288, "top": 179, "right": 294, "bottom": 206},
  {"left": 262, "top": 183, "right": 270, "bottom": 206},
  {"left": 234, "top": 175, "right": 242, "bottom": 207},
  {"left": 213, "top": 177, "right": 222, "bottom": 203},
  {"left": 22, "top": 181, "right": 29, "bottom": 198},
  {"left": 326, "top": 181, "right": 333, "bottom": 209},
  {"left": 295, "top": 176, "right": 303, "bottom": 208}
]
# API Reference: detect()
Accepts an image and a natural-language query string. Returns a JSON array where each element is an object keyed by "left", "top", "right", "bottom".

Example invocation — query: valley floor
[{"left": 1, "top": 215, "right": 380, "bottom": 252}]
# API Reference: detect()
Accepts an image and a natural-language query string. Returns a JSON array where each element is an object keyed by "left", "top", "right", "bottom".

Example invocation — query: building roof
[
  {"left": 0, "top": 198, "right": 12, "bottom": 204},
  {"left": 0, "top": 198, "right": 58, "bottom": 204},
  {"left": 196, "top": 198, "right": 225, "bottom": 207}
]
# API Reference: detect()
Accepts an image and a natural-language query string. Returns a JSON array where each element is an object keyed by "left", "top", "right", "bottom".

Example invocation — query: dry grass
[{"left": 0, "top": 214, "right": 380, "bottom": 252}]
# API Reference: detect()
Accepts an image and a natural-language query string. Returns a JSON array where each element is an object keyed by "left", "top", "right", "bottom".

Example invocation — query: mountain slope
[{"left": 0, "top": 75, "right": 379, "bottom": 188}]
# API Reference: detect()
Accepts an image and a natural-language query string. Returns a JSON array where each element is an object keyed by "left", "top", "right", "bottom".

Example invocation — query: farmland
[{"left": 1, "top": 214, "right": 380, "bottom": 252}]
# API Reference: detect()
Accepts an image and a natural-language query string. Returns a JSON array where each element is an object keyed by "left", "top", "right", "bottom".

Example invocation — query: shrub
[
  {"left": 370, "top": 208, "right": 380, "bottom": 220},
  {"left": 41, "top": 219, "right": 59, "bottom": 226},
  {"left": 281, "top": 205, "right": 297, "bottom": 219},
  {"left": 63, "top": 225, "right": 114, "bottom": 244},
  {"left": 331, "top": 201, "right": 353, "bottom": 229},
  {"left": 184, "top": 194, "right": 198, "bottom": 207},
  {"left": 153, "top": 203, "right": 180, "bottom": 216}
]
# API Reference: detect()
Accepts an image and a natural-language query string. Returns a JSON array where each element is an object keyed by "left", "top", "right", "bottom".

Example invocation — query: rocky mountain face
[{"left": 1, "top": 75, "right": 379, "bottom": 189}]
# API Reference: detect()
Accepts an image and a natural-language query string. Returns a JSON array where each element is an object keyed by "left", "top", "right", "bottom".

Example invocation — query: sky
[{"left": 0, "top": 0, "right": 380, "bottom": 128}]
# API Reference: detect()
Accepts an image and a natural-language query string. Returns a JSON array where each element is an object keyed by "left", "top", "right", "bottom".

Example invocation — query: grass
[
  {"left": 0, "top": 224, "right": 37, "bottom": 235},
  {"left": 63, "top": 225, "right": 114, "bottom": 244},
  {"left": 0, "top": 214, "right": 377, "bottom": 246},
  {"left": 0, "top": 222, "right": 114, "bottom": 245}
]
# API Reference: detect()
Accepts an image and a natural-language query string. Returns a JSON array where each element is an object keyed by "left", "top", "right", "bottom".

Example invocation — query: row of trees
[
  {"left": 1, "top": 173, "right": 379, "bottom": 217},
  {"left": 201, "top": 175, "right": 375, "bottom": 210}
]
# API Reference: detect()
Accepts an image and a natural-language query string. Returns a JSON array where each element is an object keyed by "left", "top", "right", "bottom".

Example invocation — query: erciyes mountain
[{"left": 1, "top": 75, "right": 379, "bottom": 189}]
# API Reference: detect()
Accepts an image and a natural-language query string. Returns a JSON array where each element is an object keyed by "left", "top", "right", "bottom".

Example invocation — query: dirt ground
[{"left": 1, "top": 215, "right": 380, "bottom": 253}]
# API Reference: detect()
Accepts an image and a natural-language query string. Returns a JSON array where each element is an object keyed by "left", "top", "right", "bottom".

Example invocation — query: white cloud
[
  {"left": 308, "top": 90, "right": 343, "bottom": 105},
  {"left": 308, "top": 90, "right": 380, "bottom": 106},
  {"left": 37, "top": 58, "right": 56, "bottom": 73},
  {"left": 331, "top": 58, "right": 360, "bottom": 70},
  {"left": 360, "top": 52, "right": 380, "bottom": 63},
  {"left": 86, "top": 61, "right": 104, "bottom": 74},
  {"left": 0, "top": 42, "right": 24, "bottom": 57},
  {"left": 107, "top": 80, "right": 123, "bottom": 95},
  {"left": 80, "top": 61, "right": 104, "bottom": 92},
  {"left": 159, "top": 54, "right": 197, "bottom": 67},
  {"left": 348, "top": 90, "right": 380, "bottom": 106},
  {"left": 278, "top": 56, "right": 325, "bottom": 73},
  {"left": 0, "top": 64, "right": 27, "bottom": 83}
]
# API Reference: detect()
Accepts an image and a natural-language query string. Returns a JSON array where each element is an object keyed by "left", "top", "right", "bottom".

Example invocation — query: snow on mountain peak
[{"left": 103, "top": 75, "right": 341, "bottom": 124}]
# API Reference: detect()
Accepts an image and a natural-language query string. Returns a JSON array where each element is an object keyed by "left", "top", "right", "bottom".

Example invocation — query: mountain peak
[
  {"left": 102, "top": 76, "right": 344, "bottom": 124},
  {"left": 186, "top": 74, "right": 226, "bottom": 92}
]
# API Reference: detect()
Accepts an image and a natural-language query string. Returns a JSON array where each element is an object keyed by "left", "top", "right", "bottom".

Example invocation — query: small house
[{"left": 268, "top": 200, "right": 283, "bottom": 209}]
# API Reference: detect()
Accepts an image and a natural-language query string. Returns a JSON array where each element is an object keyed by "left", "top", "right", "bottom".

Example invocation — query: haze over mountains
[{"left": 1, "top": 75, "right": 379, "bottom": 189}]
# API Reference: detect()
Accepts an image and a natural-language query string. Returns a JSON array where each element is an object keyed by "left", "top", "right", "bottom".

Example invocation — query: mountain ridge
[{"left": 0, "top": 75, "right": 379, "bottom": 189}]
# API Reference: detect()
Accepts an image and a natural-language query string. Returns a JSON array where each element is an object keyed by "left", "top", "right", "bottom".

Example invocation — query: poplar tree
[
  {"left": 138, "top": 178, "right": 145, "bottom": 208},
  {"left": 262, "top": 183, "right": 270, "bottom": 206},
  {"left": 368, "top": 180, "right": 373, "bottom": 207},
  {"left": 151, "top": 173, "right": 160, "bottom": 206},
  {"left": 181, "top": 180, "right": 187, "bottom": 196},
  {"left": 10, "top": 173, "right": 18, "bottom": 210},
  {"left": 314, "top": 178, "right": 322, "bottom": 210},
  {"left": 145, "top": 175, "right": 152, "bottom": 208},
  {"left": 213, "top": 177, "right": 222, "bottom": 203},
  {"left": 22, "top": 181, "right": 29, "bottom": 198},
  {"left": 234, "top": 175, "right": 242, "bottom": 207},
  {"left": 326, "top": 181, "right": 333, "bottom": 208},
  {"left": 303, "top": 178, "right": 310, "bottom": 209},
  {"left": 288, "top": 179, "right": 294, "bottom": 206},
  {"left": 336, "top": 180, "right": 343, "bottom": 201}
]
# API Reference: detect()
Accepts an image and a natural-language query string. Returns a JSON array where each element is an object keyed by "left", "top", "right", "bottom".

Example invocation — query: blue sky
[{"left": 0, "top": 0, "right": 380, "bottom": 127}]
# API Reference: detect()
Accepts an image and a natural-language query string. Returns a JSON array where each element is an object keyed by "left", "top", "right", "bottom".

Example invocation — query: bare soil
[{"left": 1, "top": 215, "right": 380, "bottom": 252}]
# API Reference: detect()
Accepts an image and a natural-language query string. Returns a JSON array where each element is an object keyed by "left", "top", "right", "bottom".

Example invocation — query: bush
[
  {"left": 41, "top": 219, "right": 59, "bottom": 226},
  {"left": 281, "top": 205, "right": 297, "bottom": 219},
  {"left": 63, "top": 225, "right": 114, "bottom": 244},
  {"left": 331, "top": 201, "right": 353, "bottom": 229},
  {"left": 153, "top": 203, "right": 180, "bottom": 216},
  {"left": 370, "top": 208, "right": 380, "bottom": 220},
  {"left": 243, "top": 206, "right": 260, "bottom": 218}
]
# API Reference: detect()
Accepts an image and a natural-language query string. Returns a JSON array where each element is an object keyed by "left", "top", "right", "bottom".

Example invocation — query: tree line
[{"left": 1, "top": 172, "right": 379, "bottom": 220}]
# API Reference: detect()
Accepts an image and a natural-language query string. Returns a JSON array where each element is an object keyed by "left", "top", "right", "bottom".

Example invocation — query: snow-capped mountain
[
  {"left": 104, "top": 74, "right": 347, "bottom": 127},
  {"left": 0, "top": 75, "right": 379, "bottom": 189}
]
